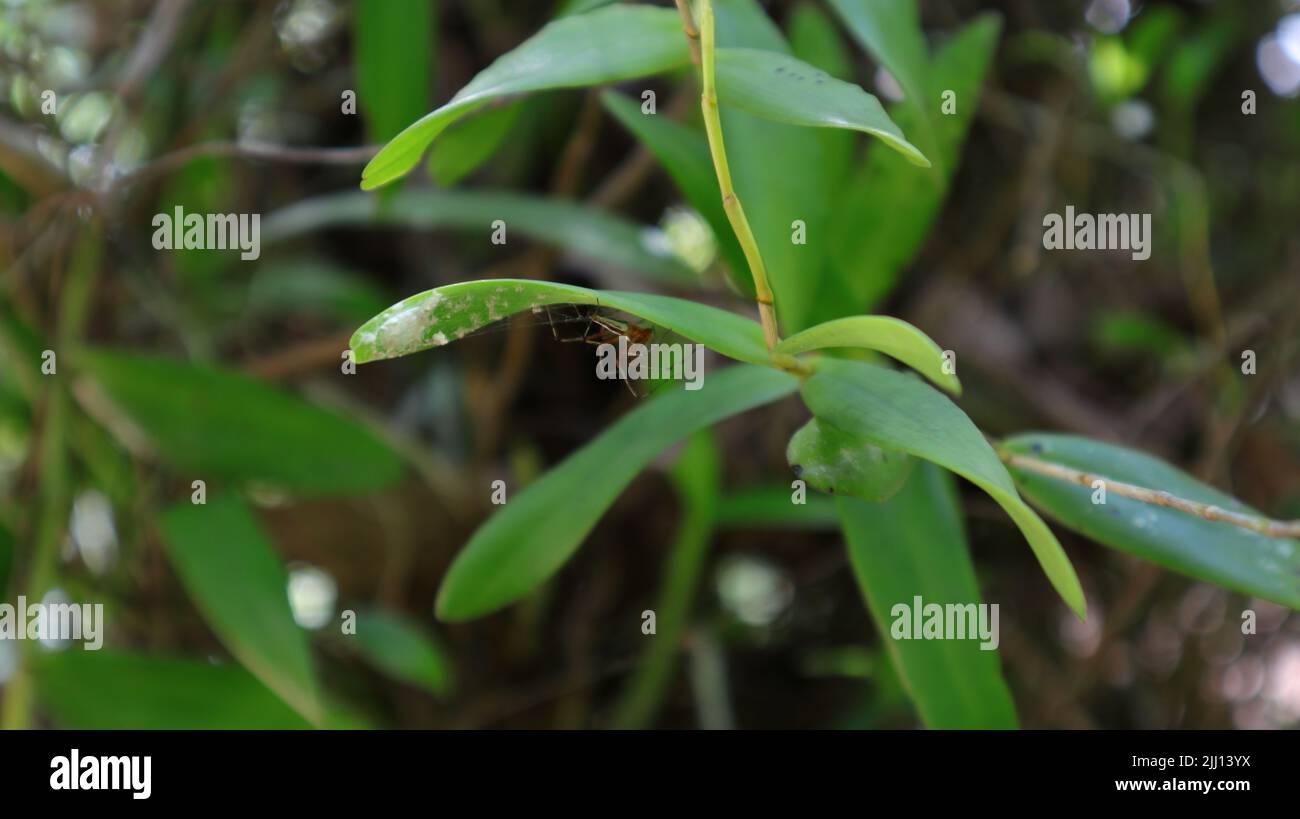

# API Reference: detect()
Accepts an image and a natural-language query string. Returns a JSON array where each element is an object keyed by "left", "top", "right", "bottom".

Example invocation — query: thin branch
[
  {"left": 673, "top": 0, "right": 701, "bottom": 66},
  {"left": 118, "top": 0, "right": 195, "bottom": 104},
  {"left": 243, "top": 330, "right": 355, "bottom": 380},
  {"left": 999, "top": 449, "right": 1300, "bottom": 539},
  {"left": 589, "top": 88, "right": 694, "bottom": 208}
]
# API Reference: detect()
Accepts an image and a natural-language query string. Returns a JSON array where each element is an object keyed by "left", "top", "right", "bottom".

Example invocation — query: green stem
[
  {"left": 687, "top": 0, "right": 781, "bottom": 352},
  {"left": 611, "top": 431, "right": 718, "bottom": 728},
  {"left": 0, "top": 224, "right": 97, "bottom": 730},
  {"left": 611, "top": 491, "right": 714, "bottom": 728},
  {"left": 0, "top": 386, "right": 68, "bottom": 730}
]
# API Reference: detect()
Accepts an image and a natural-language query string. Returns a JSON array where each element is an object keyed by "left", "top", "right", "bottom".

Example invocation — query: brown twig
[
  {"left": 243, "top": 330, "right": 356, "bottom": 380},
  {"left": 1000, "top": 449, "right": 1300, "bottom": 538},
  {"left": 589, "top": 88, "right": 694, "bottom": 209},
  {"left": 674, "top": 0, "right": 701, "bottom": 66},
  {"left": 117, "top": 0, "right": 194, "bottom": 104}
]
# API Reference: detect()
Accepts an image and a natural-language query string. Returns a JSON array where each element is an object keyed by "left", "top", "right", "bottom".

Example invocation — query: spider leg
[
  {"left": 545, "top": 304, "right": 561, "bottom": 341},
  {"left": 548, "top": 304, "right": 597, "bottom": 343}
]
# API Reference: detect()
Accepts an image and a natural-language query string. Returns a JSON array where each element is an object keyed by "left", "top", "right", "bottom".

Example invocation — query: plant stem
[
  {"left": 0, "top": 383, "right": 69, "bottom": 731},
  {"left": 673, "top": 0, "right": 700, "bottom": 65},
  {"left": 612, "top": 431, "right": 718, "bottom": 728},
  {"left": 0, "top": 219, "right": 94, "bottom": 730},
  {"left": 1000, "top": 449, "right": 1300, "bottom": 539},
  {"left": 611, "top": 482, "right": 714, "bottom": 728},
  {"left": 681, "top": 0, "right": 781, "bottom": 352}
]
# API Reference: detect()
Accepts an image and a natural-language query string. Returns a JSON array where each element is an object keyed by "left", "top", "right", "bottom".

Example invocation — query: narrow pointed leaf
[
  {"left": 349, "top": 279, "right": 768, "bottom": 366},
  {"left": 787, "top": 0, "right": 857, "bottom": 205},
  {"left": 777, "top": 315, "right": 961, "bottom": 395},
  {"left": 349, "top": 609, "right": 455, "bottom": 696},
  {"left": 248, "top": 260, "right": 393, "bottom": 323},
  {"left": 839, "top": 465, "right": 1018, "bottom": 728},
  {"left": 78, "top": 350, "right": 402, "bottom": 496},
  {"left": 353, "top": 0, "right": 434, "bottom": 142},
  {"left": 828, "top": 0, "right": 929, "bottom": 100},
  {"left": 437, "top": 365, "right": 797, "bottom": 620},
  {"left": 264, "top": 190, "right": 695, "bottom": 284},
  {"left": 1005, "top": 434, "right": 1300, "bottom": 610},
  {"left": 828, "top": 13, "right": 1001, "bottom": 308},
  {"left": 714, "top": 48, "right": 928, "bottom": 166},
  {"left": 427, "top": 100, "right": 524, "bottom": 186},
  {"left": 789, "top": 1, "right": 854, "bottom": 80},
  {"left": 37, "top": 652, "right": 321, "bottom": 729},
  {"left": 801, "top": 358, "right": 1086, "bottom": 618},
  {"left": 716, "top": 486, "right": 841, "bottom": 530},
  {"left": 159, "top": 494, "right": 322, "bottom": 723},
  {"left": 825, "top": 0, "right": 936, "bottom": 161},
  {"left": 360, "top": 5, "right": 690, "bottom": 189}
]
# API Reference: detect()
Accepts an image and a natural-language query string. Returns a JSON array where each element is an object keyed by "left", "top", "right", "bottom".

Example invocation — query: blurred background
[{"left": 1, "top": 0, "right": 1298, "bottom": 729}]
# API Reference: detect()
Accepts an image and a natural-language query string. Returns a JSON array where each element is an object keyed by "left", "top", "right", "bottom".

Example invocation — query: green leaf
[
  {"left": 436, "top": 365, "right": 797, "bottom": 620},
  {"left": 78, "top": 349, "right": 403, "bottom": 495},
  {"left": 714, "top": 48, "right": 927, "bottom": 166},
  {"left": 349, "top": 608, "right": 454, "bottom": 696},
  {"left": 839, "top": 464, "right": 1019, "bottom": 728},
  {"left": 247, "top": 259, "right": 393, "bottom": 324},
  {"left": 800, "top": 358, "right": 1086, "bottom": 618},
  {"left": 716, "top": 485, "right": 840, "bottom": 530},
  {"left": 349, "top": 278, "right": 768, "bottom": 366},
  {"left": 427, "top": 100, "right": 524, "bottom": 186},
  {"left": 1161, "top": 10, "right": 1241, "bottom": 112},
  {"left": 712, "top": 0, "right": 838, "bottom": 333},
  {"left": 787, "top": 417, "right": 915, "bottom": 502},
  {"left": 354, "top": 0, "right": 434, "bottom": 143},
  {"left": 788, "top": 1, "right": 854, "bottom": 80},
  {"left": 360, "top": 4, "right": 690, "bottom": 190},
  {"left": 554, "top": 0, "right": 618, "bottom": 17},
  {"left": 825, "top": 0, "right": 936, "bottom": 161},
  {"left": 264, "top": 189, "right": 695, "bottom": 284},
  {"left": 776, "top": 315, "right": 961, "bottom": 395},
  {"left": 1004, "top": 434, "right": 1300, "bottom": 610},
  {"left": 786, "top": 0, "right": 857, "bottom": 222},
  {"left": 826, "top": 13, "right": 1001, "bottom": 309},
  {"left": 927, "top": 14, "right": 1002, "bottom": 172},
  {"left": 714, "top": 0, "right": 789, "bottom": 52},
  {"left": 600, "top": 90, "right": 749, "bottom": 289},
  {"left": 159, "top": 494, "right": 321, "bottom": 723},
  {"left": 37, "top": 651, "right": 320, "bottom": 729},
  {"left": 1090, "top": 310, "right": 1189, "bottom": 360}
]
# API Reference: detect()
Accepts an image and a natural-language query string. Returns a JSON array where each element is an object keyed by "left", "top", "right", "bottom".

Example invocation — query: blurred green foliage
[{"left": 0, "top": 0, "right": 1296, "bottom": 731}]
